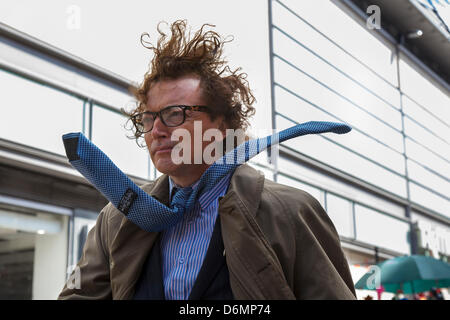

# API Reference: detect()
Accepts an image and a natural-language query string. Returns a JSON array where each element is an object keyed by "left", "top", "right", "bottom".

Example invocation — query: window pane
[
  {"left": 0, "top": 69, "right": 83, "bottom": 155},
  {"left": 277, "top": 157, "right": 406, "bottom": 219},
  {"left": 277, "top": 174, "right": 323, "bottom": 206},
  {"left": 355, "top": 204, "right": 410, "bottom": 254},
  {"left": 277, "top": 115, "right": 407, "bottom": 198},
  {"left": 409, "top": 182, "right": 449, "bottom": 219},
  {"left": 275, "top": 86, "right": 405, "bottom": 174},
  {"left": 71, "top": 215, "right": 96, "bottom": 268},
  {"left": 0, "top": 209, "right": 67, "bottom": 299},
  {"left": 272, "top": 28, "right": 402, "bottom": 130},
  {"left": 276, "top": 0, "right": 398, "bottom": 86},
  {"left": 404, "top": 117, "right": 450, "bottom": 161},
  {"left": 407, "top": 159, "right": 450, "bottom": 196},
  {"left": 402, "top": 95, "right": 450, "bottom": 143},
  {"left": 399, "top": 58, "right": 450, "bottom": 123},
  {"left": 91, "top": 106, "right": 149, "bottom": 179},
  {"left": 405, "top": 137, "right": 450, "bottom": 179},
  {"left": 274, "top": 57, "right": 404, "bottom": 153},
  {"left": 326, "top": 193, "right": 353, "bottom": 238}
]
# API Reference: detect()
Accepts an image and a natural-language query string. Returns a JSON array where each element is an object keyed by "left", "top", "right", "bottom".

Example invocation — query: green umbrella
[{"left": 355, "top": 254, "right": 450, "bottom": 295}]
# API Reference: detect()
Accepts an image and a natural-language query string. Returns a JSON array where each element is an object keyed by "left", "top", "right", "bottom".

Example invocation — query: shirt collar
[{"left": 168, "top": 177, "right": 200, "bottom": 201}]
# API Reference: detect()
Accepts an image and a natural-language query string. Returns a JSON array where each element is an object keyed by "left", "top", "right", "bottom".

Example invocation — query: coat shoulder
[
  {"left": 258, "top": 178, "right": 356, "bottom": 299},
  {"left": 259, "top": 177, "right": 341, "bottom": 248},
  {"left": 263, "top": 179, "right": 318, "bottom": 204},
  {"left": 261, "top": 178, "right": 327, "bottom": 220}
]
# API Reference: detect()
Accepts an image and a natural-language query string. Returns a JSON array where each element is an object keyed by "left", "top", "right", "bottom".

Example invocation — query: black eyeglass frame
[{"left": 130, "top": 105, "right": 210, "bottom": 134}]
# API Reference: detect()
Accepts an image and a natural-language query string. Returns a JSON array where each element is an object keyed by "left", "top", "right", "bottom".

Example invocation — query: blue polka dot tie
[{"left": 62, "top": 121, "right": 351, "bottom": 232}]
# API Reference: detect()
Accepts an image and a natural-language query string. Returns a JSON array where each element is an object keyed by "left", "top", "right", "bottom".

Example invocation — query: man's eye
[
  {"left": 142, "top": 115, "right": 153, "bottom": 123},
  {"left": 166, "top": 109, "right": 183, "bottom": 118},
  {"left": 168, "top": 108, "right": 182, "bottom": 115}
]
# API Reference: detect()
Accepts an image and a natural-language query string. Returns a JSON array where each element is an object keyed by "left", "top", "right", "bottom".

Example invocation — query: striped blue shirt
[{"left": 161, "top": 173, "right": 232, "bottom": 300}]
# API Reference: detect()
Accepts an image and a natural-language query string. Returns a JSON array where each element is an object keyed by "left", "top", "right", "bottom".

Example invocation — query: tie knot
[{"left": 170, "top": 185, "right": 193, "bottom": 209}]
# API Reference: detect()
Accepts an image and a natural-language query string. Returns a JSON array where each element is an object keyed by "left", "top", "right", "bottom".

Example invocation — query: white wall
[
  {"left": 32, "top": 214, "right": 68, "bottom": 300},
  {"left": 0, "top": 0, "right": 273, "bottom": 134}
]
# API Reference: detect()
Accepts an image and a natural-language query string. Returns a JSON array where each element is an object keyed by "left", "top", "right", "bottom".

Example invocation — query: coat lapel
[
  {"left": 219, "top": 164, "right": 295, "bottom": 299},
  {"left": 109, "top": 175, "right": 170, "bottom": 299}
]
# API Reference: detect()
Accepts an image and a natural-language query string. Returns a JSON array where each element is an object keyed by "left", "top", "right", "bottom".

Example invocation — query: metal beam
[
  {"left": 334, "top": 0, "right": 450, "bottom": 89},
  {"left": 279, "top": 145, "right": 450, "bottom": 226},
  {"left": 0, "top": 22, "right": 135, "bottom": 90}
]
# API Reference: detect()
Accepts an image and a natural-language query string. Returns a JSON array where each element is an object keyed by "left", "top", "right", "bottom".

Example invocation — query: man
[{"left": 58, "top": 20, "right": 356, "bottom": 300}]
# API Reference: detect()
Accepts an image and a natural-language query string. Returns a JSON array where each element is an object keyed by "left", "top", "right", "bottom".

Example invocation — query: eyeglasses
[{"left": 130, "top": 105, "right": 209, "bottom": 134}]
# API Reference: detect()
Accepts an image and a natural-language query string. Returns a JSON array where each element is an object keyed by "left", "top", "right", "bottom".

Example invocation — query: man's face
[{"left": 144, "top": 75, "right": 225, "bottom": 180}]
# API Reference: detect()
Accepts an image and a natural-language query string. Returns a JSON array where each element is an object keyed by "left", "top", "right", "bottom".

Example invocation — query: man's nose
[{"left": 151, "top": 116, "right": 169, "bottom": 139}]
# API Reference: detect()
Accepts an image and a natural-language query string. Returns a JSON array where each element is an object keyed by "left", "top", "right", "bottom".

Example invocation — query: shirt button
[{"left": 179, "top": 257, "right": 184, "bottom": 264}]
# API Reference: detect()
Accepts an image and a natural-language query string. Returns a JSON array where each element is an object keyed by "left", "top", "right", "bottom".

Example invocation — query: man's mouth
[{"left": 154, "top": 145, "right": 174, "bottom": 155}]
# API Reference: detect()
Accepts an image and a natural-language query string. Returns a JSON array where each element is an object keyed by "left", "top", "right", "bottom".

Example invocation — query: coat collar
[
  {"left": 147, "top": 173, "right": 170, "bottom": 205},
  {"left": 218, "top": 164, "right": 295, "bottom": 299},
  {"left": 218, "top": 164, "right": 264, "bottom": 218},
  {"left": 146, "top": 163, "right": 264, "bottom": 211}
]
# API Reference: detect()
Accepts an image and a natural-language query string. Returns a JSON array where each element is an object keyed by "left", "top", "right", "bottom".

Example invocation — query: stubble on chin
[{"left": 153, "top": 155, "right": 177, "bottom": 175}]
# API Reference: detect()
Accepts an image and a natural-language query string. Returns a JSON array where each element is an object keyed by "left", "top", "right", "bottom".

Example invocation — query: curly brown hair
[{"left": 123, "top": 20, "right": 256, "bottom": 143}]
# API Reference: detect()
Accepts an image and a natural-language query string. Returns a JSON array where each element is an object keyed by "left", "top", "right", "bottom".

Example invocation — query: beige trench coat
[{"left": 58, "top": 164, "right": 356, "bottom": 300}]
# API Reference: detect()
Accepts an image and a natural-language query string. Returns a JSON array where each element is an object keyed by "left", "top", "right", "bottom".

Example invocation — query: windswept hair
[{"left": 124, "top": 19, "right": 256, "bottom": 142}]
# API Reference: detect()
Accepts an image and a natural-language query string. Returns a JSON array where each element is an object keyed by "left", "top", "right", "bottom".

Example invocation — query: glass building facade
[
  {"left": 266, "top": 0, "right": 449, "bottom": 298},
  {"left": 0, "top": 0, "right": 448, "bottom": 299},
  {"left": 0, "top": 21, "right": 157, "bottom": 298}
]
